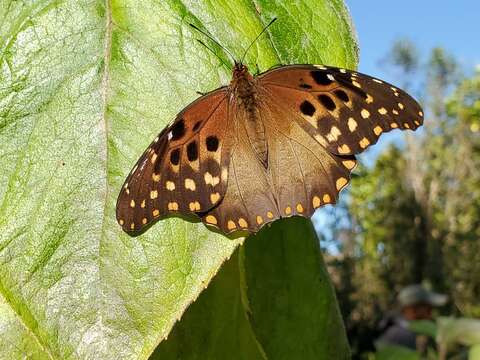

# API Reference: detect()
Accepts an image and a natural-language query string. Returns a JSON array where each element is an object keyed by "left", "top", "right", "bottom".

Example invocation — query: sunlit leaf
[{"left": 0, "top": 0, "right": 357, "bottom": 358}]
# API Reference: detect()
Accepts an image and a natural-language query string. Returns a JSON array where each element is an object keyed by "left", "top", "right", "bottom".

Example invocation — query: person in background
[{"left": 375, "top": 284, "right": 447, "bottom": 354}]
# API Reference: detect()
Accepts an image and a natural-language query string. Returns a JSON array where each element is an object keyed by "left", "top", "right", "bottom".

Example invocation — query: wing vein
[
  {"left": 290, "top": 138, "right": 337, "bottom": 196},
  {"left": 230, "top": 153, "right": 250, "bottom": 217},
  {"left": 173, "top": 94, "right": 228, "bottom": 147},
  {"left": 287, "top": 138, "right": 309, "bottom": 207}
]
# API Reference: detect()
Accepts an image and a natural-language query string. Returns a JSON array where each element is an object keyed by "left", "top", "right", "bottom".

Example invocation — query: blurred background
[{"left": 312, "top": 1, "right": 480, "bottom": 358}]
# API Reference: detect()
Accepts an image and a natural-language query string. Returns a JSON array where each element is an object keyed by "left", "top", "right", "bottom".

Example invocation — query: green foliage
[
  {"left": 437, "top": 317, "right": 480, "bottom": 349},
  {"left": 436, "top": 69, "right": 480, "bottom": 317},
  {"left": 152, "top": 218, "right": 349, "bottom": 360},
  {"left": 350, "top": 147, "right": 429, "bottom": 289},
  {"left": 374, "top": 345, "right": 419, "bottom": 360},
  {"left": 470, "top": 344, "right": 480, "bottom": 360},
  {"left": 408, "top": 320, "right": 437, "bottom": 339},
  {"left": 380, "top": 39, "right": 420, "bottom": 89},
  {"left": 0, "top": 0, "right": 357, "bottom": 358},
  {"left": 389, "top": 40, "right": 419, "bottom": 74}
]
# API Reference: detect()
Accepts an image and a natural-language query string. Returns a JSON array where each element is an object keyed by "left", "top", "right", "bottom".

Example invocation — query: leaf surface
[
  {"left": 151, "top": 218, "right": 350, "bottom": 359},
  {"left": 0, "top": 0, "right": 357, "bottom": 358}
]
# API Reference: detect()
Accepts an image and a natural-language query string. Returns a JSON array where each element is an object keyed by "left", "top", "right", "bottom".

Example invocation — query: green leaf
[
  {"left": 148, "top": 247, "right": 265, "bottom": 360},
  {"left": 470, "top": 344, "right": 480, "bottom": 360},
  {"left": 242, "top": 217, "right": 350, "bottom": 359},
  {"left": 437, "top": 317, "right": 480, "bottom": 349},
  {"left": 151, "top": 218, "right": 349, "bottom": 359},
  {"left": 409, "top": 320, "right": 437, "bottom": 338},
  {"left": 374, "top": 345, "right": 419, "bottom": 360},
  {"left": 0, "top": 0, "right": 357, "bottom": 358}
]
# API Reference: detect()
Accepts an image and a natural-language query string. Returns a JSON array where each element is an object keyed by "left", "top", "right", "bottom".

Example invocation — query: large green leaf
[
  {"left": 151, "top": 218, "right": 349, "bottom": 359},
  {"left": 148, "top": 247, "right": 264, "bottom": 360},
  {"left": 470, "top": 344, "right": 480, "bottom": 360},
  {"left": 242, "top": 217, "right": 349, "bottom": 359},
  {"left": 0, "top": 0, "right": 357, "bottom": 358}
]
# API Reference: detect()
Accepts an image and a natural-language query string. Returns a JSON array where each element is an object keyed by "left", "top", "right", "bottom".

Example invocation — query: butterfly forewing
[
  {"left": 260, "top": 65, "right": 424, "bottom": 156},
  {"left": 116, "top": 88, "right": 233, "bottom": 235}
]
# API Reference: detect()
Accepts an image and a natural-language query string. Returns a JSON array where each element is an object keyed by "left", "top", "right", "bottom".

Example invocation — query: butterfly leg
[{"left": 196, "top": 91, "right": 207, "bottom": 96}]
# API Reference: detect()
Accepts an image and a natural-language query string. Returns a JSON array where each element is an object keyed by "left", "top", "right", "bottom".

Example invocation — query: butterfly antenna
[
  {"left": 196, "top": 39, "right": 232, "bottom": 70},
  {"left": 189, "top": 23, "right": 236, "bottom": 64},
  {"left": 240, "top": 17, "right": 277, "bottom": 64}
]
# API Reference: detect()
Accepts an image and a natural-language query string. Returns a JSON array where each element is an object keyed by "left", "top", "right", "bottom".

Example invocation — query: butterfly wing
[
  {"left": 117, "top": 64, "right": 424, "bottom": 236},
  {"left": 116, "top": 88, "right": 233, "bottom": 235},
  {"left": 258, "top": 65, "right": 424, "bottom": 155},
  {"left": 265, "top": 89, "right": 357, "bottom": 221},
  {"left": 235, "top": 64, "right": 423, "bottom": 223}
]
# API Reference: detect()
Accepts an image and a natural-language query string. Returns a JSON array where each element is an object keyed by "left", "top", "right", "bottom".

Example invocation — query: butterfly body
[
  {"left": 231, "top": 64, "right": 270, "bottom": 167},
  {"left": 117, "top": 63, "right": 423, "bottom": 236}
]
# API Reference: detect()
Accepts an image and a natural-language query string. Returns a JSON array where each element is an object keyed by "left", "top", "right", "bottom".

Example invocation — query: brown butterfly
[{"left": 116, "top": 22, "right": 424, "bottom": 236}]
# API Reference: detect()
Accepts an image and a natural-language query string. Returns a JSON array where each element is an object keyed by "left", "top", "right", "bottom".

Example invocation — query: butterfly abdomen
[{"left": 244, "top": 105, "right": 268, "bottom": 168}]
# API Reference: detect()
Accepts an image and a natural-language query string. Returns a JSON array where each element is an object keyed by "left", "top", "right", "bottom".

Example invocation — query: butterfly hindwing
[
  {"left": 116, "top": 88, "right": 232, "bottom": 235},
  {"left": 261, "top": 91, "right": 357, "bottom": 220},
  {"left": 259, "top": 65, "right": 424, "bottom": 156}
]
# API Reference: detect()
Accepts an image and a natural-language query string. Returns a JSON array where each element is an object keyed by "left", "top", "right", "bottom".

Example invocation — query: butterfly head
[
  {"left": 231, "top": 62, "right": 255, "bottom": 95},
  {"left": 232, "top": 62, "right": 249, "bottom": 77}
]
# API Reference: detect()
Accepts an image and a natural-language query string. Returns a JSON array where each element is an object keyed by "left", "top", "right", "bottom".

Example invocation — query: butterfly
[{"left": 116, "top": 24, "right": 424, "bottom": 237}]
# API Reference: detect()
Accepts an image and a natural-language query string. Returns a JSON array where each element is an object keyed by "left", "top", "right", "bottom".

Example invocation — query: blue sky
[
  {"left": 345, "top": 0, "right": 480, "bottom": 80},
  {"left": 344, "top": 0, "right": 480, "bottom": 162}
]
